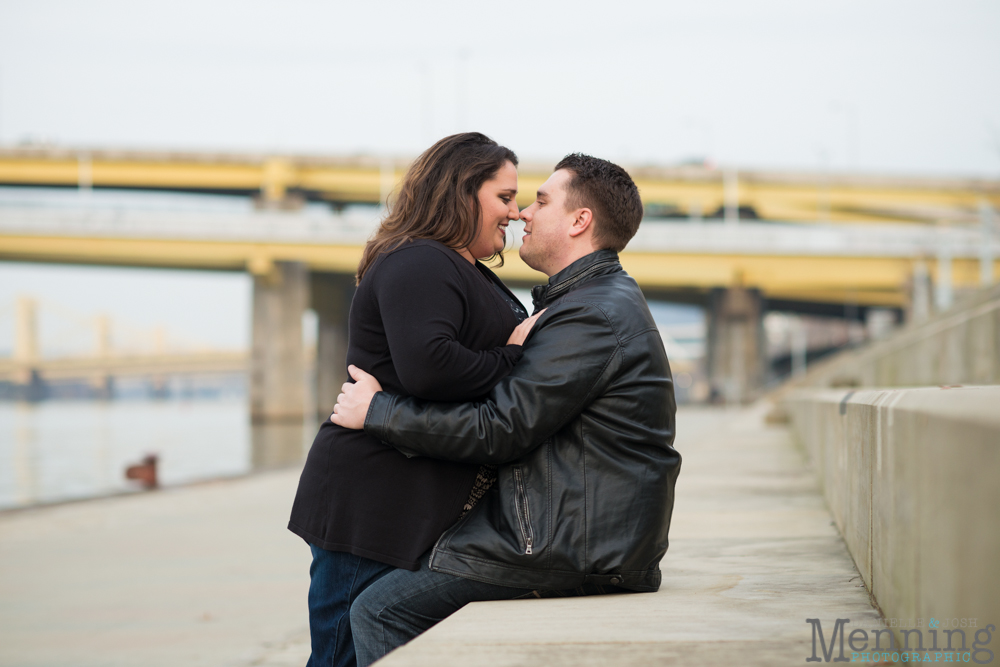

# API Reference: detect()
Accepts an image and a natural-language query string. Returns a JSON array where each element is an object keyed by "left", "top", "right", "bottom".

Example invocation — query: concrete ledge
[
  {"left": 784, "top": 386, "right": 1000, "bottom": 644},
  {"left": 375, "top": 407, "right": 880, "bottom": 666}
]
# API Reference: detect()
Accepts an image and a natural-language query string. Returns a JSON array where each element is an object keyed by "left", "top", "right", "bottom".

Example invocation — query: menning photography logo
[{"left": 806, "top": 618, "right": 996, "bottom": 664}]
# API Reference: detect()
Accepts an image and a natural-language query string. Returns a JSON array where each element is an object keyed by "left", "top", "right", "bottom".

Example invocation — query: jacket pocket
[{"left": 513, "top": 466, "right": 534, "bottom": 555}]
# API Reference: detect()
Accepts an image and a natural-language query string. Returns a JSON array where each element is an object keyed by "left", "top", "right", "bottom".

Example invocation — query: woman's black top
[{"left": 288, "top": 239, "right": 528, "bottom": 570}]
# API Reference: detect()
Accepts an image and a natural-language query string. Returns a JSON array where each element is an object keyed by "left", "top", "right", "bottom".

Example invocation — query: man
[{"left": 331, "top": 153, "right": 681, "bottom": 666}]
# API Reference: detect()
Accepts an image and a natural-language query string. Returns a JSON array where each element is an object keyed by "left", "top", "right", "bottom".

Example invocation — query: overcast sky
[
  {"left": 1, "top": 0, "right": 998, "bottom": 175},
  {"left": 0, "top": 0, "right": 998, "bottom": 354}
]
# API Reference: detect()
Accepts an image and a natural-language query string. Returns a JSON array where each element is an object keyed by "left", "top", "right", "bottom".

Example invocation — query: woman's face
[{"left": 465, "top": 161, "right": 519, "bottom": 260}]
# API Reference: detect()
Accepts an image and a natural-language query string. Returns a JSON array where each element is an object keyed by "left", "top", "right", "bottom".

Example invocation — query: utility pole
[
  {"left": 77, "top": 152, "right": 92, "bottom": 200},
  {"left": 456, "top": 49, "right": 470, "bottom": 132},
  {"left": 791, "top": 316, "right": 808, "bottom": 379},
  {"left": 419, "top": 60, "right": 433, "bottom": 146},
  {"left": 980, "top": 199, "right": 996, "bottom": 286},
  {"left": 935, "top": 246, "right": 954, "bottom": 313},
  {"left": 910, "top": 261, "right": 931, "bottom": 323},
  {"left": 724, "top": 169, "right": 739, "bottom": 225}
]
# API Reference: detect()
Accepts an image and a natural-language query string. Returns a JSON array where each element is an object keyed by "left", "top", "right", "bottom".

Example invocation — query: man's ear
[{"left": 568, "top": 208, "right": 594, "bottom": 238}]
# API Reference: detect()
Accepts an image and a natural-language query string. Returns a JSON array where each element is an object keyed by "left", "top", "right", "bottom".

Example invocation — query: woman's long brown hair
[{"left": 356, "top": 132, "right": 518, "bottom": 283}]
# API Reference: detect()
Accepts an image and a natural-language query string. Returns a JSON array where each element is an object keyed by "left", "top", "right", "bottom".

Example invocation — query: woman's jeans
[
  {"left": 307, "top": 544, "right": 395, "bottom": 667},
  {"left": 349, "top": 552, "right": 633, "bottom": 667}
]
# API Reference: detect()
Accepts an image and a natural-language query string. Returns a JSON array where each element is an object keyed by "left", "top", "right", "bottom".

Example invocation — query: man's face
[{"left": 518, "top": 169, "right": 577, "bottom": 275}]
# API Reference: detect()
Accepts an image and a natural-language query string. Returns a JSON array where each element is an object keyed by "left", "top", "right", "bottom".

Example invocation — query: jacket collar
[{"left": 531, "top": 249, "right": 622, "bottom": 310}]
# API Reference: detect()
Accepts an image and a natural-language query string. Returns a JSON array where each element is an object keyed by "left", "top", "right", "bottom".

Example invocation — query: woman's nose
[{"left": 507, "top": 202, "right": 520, "bottom": 218}]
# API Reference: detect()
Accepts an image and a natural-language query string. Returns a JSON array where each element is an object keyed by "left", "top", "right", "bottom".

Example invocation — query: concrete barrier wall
[
  {"left": 784, "top": 386, "right": 1000, "bottom": 643},
  {"left": 803, "top": 283, "right": 1000, "bottom": 388}
]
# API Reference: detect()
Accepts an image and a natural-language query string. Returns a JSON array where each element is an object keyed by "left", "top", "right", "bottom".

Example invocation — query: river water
[{"left": 0, "top": 399, "right": 315, "bottom": 510}]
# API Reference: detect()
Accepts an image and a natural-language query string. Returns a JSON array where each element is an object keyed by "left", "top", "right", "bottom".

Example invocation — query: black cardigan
[{"left": 288, "top": 239, "right": 528, "bottom": 569}]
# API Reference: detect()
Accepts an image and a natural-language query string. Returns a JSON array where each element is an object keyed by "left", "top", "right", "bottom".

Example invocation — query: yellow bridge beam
[
  {"left": 3, "top": 232, "right": 996, "bottom": 308},
  {"left": 1, "top": 148, "right": 998, "bottom": 225}
]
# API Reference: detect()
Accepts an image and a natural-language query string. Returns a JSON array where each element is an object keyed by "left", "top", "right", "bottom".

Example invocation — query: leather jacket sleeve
[{"left": 364, "top": 300, "right": 620, "bottom": 465}]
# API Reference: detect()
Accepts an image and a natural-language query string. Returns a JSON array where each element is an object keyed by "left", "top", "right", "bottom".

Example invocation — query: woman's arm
[{"left": 373, "top": 245, "right": 528, "bottom": 401}]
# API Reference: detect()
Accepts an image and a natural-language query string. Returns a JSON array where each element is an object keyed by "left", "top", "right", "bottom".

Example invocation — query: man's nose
[{"left": 519, "top": 206, "right": 532, "bottom": 222}]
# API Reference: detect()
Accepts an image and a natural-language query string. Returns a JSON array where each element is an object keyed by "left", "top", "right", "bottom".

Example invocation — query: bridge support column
[
  {"left": 979, "top": 200, "right": 996, "bottom": 286},
  {"left": 13, "top": 297, "right": 44, "bottom": 402},
  {"left": 250, "top": 261, "right": 309, "bottom": 468},
  {"left": 91, "top": 314, "right": 113, "bottom": 400},
  {"left": 706, "top": 286, "right": 765, "bottom": 404},
  {"left": 310, "top": 272, "right": 356, "bottom": 420},
  {"left": 907, "top": 261, "right": 932, "bottom": 324}
]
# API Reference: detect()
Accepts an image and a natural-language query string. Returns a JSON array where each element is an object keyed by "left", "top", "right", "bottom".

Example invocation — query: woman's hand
[
  {"left": 506, "top": 309, "right": 546, "bottom": 346},
  {"left": 330, "top": 365, "right": 383, "bottom": 430}
]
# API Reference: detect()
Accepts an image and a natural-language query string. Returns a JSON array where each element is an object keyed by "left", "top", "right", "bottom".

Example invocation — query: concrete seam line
[
  {"left": 870, "top": 399, "right": 876, "bottom": 597},
  {"left": 884, "top": 391, "right": 907, "bottom": 478},
  {"left": 839, "top": 391, "right": 855, "bottom": 416}
]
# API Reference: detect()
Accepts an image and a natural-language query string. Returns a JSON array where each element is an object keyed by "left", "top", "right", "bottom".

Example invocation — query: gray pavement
[
  {"left": 0, "top": 406, "right": 882, "bottom": 666},
  {"left": 0, "top": 469, "right": 312, "bottom": 667}
]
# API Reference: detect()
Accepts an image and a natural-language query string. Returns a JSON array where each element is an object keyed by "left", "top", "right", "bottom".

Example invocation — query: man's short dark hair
[{"left": 554, "top": 153, "right": 643, "bottom": 252}]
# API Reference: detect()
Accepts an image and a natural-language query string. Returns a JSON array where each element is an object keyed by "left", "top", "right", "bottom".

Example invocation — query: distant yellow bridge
[
  {"left": 2, "top": 148, "right": 998, "bottom": 406},
  {"left": 0, "top": 296, "right": 248, "bottom": 391},
  {"left": 0, "top": 351, "right": 247, "bottom": 384},
  {"left": 0, "top": 231, "right": 988, "bottom": 309},
  {"left": 2, "top": 147, "right": 998, "bottom": 225}
]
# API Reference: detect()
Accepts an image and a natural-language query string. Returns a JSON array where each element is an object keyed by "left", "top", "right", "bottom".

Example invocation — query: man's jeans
[
  {"left": 307, "top": 544, "right": 396, "bottom": 667},
  {"left": 350, "top": 553, "right": 632, "bottom": 667}
]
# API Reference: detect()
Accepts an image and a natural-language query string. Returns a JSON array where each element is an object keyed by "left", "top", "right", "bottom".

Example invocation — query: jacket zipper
[{"left": 513, "top": 466, "right": 534, "bottom": 555}]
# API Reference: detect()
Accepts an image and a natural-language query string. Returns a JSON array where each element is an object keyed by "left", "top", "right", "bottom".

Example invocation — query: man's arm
[{"left": 364, "top": 300, "right": 620, "bottom": 465}]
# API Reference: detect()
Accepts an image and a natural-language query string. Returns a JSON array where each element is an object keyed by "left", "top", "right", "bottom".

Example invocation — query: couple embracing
[{"left": 288, "top": 132, "right": 681, "bottom": 666}]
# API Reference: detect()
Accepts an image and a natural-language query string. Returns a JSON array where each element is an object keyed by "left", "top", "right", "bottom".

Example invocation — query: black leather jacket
[{"left": 365, "top": 250, "right": 680, "bottom": 592}]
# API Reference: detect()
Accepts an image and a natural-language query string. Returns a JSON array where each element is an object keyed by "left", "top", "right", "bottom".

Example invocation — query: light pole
[{"left": 829, "top": 101, "right": 859, "bottom": 170}]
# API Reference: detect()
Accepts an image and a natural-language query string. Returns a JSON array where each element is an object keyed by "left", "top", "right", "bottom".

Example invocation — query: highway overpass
[
  {"left": 1, "top": 182, "right": 997, "bottom": 413},
  {"left": 2, "top": 147, "right": 998, "bottom": 225}
]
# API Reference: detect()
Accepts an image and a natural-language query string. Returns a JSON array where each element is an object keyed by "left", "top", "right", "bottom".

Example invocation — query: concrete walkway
[
  {"left": 0, "top": 469, "right": 312, "bottom": 667},
  {"left": 0, "top": 406, "right": 882, "bottom": 666}
]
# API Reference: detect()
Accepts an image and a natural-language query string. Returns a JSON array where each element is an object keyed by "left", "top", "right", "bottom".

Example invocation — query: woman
[{"left": 288, "top": 133, "right": 538, "bottom": 667}]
